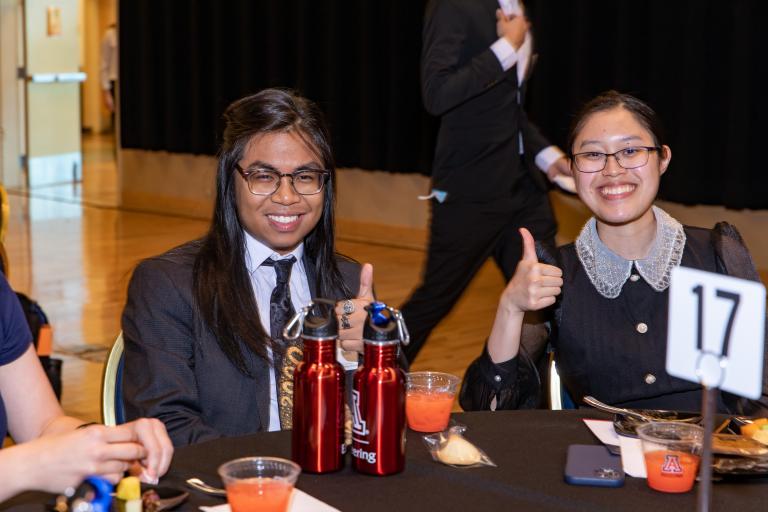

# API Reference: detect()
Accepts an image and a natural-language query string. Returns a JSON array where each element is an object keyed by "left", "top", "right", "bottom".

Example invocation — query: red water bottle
[
  {"left": 285, "top": 299, "right": 345, "bottom": 473},
  {"left": 351, "top": 303, "right": 409, "bottom": 476}
]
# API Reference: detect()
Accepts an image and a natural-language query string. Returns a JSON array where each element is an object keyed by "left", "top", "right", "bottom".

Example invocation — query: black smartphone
[{"left": 564, "top": 444, "right": 625, "bottom": 487}]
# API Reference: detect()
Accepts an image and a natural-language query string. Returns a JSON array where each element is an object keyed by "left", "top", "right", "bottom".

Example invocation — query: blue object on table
[{"left": 84, "top": 476, "right": 113, "bottom": 512}]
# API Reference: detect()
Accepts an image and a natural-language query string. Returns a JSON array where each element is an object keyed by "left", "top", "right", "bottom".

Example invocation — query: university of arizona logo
[
  {"left": 351, "top": 390, "right": 369, "bottom": 439},
  {"left": 661, "top": 454, "right": 684, "bottom": 475}
]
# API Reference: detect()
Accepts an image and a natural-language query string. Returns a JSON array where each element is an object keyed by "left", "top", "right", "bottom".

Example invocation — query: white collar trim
[{"left": 575, "top": 206, "right": 686, "bottom": 299}]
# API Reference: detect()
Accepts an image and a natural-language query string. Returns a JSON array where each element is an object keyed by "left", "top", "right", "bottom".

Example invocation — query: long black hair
[{"left": 193, "top": 88, "right": 350, "bottom": 376}]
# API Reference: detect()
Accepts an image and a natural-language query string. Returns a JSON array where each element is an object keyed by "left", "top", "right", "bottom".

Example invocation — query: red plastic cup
[
  {"left": 637, "top": 422, "right": 704, "bottom": 493},
  {"left": 218, "top": 456, "right": 301, "bottom": 512},
  {"left": 405, "top": 371, "right": 459, "bottom": 432}
]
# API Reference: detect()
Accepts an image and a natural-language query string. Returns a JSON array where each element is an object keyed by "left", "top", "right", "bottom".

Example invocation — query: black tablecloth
[{"left": 3, "top": 410, "right": 767, "bottom": 511}]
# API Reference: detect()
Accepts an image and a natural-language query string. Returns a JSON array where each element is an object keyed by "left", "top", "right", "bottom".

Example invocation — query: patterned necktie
[{"left": 263, "top": 256, "right": 301, "bottom": 429}]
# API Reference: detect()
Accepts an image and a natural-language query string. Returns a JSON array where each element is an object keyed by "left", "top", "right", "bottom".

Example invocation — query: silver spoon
[
  {"left": 583, "top": 396, "right": 656, "bottom": 422},
  {"left": 185, "top": 477, "right": 226, "bottom": 497}
]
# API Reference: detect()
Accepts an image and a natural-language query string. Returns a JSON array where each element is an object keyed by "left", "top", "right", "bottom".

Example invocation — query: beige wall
[
  {"left": 25, "top": 0, "right": 79, "bottom": 73},
  {"left": 24, "top": 0, "right": 81, "bottom": 164},
  {"left": 120, "top": 149, "right": 768, "bottom": 269},
  {"left": 27, "top": 82, "right": 80, "bottom": 156},
  {"left": 0, "top": 0, "right": 25, "bottom": 187},
  {"left": 120, "top": 149, "right": 216, "bottom": 218}
]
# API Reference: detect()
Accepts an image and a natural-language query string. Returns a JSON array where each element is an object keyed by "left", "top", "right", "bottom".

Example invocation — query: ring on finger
[
  {"left": 342, "top": 299, "right": 355, "bottom": 315},
  {"left": 340, "top": 313, "right": 352, "bottom": 330}
]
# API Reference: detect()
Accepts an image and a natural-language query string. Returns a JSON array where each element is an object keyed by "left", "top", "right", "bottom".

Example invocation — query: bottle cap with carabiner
[
  {"left": 283, "top": 299, "right": 346, "bottom": 474},
  {"left": 283, "top": 298, "right": 338, "bottom": 341},
  {"left": 353, "top": 301, "right": 408, "bottom": 476},
  {"left": 362, "top": 301, "right": 410, "bottom": 346}
]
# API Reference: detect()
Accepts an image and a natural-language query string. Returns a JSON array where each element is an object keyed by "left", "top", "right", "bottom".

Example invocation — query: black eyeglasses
[
  {"left": 235, "top": 165, "right": 330, "bottom": 196},
  {"left": 571, "top": 146, "right": 661, "bottom": 174}
]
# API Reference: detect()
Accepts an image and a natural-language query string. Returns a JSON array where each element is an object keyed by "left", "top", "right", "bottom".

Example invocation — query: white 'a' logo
[{"left": 351, "top": 389, "right": 368, "bottom": 437}]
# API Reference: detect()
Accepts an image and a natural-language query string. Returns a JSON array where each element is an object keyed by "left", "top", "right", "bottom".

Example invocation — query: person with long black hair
[{"left": 122, "top": 89, "right": 373, "bottom": 447}]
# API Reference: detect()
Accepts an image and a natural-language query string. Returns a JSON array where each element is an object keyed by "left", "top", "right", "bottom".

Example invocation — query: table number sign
[
  {"left": 667, "top": 266, "right": 765, "bottom": 397},
  {"left": 667, "top": 265, "right": 765, "bottom": 512}
]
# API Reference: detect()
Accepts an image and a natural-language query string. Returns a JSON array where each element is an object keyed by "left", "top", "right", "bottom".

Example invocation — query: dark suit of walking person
[{"left": 401, "top": 0, "right": 569, "bottom": 363}]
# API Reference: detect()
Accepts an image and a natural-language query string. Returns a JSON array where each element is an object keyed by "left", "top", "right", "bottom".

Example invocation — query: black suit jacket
[
  {"left": 122, "top": 240, "right": 361, "bottom": 447},
  {"left": 422, "top": 0, "right": 551, "bottom": 201}
]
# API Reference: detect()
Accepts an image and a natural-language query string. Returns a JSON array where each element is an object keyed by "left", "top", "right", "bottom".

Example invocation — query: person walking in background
[
  {"left": 100, "top": 23, "right": 117, "bottom": 128},
  {"left": 401, "top": 0, "right": 570, "bottom": 363}
]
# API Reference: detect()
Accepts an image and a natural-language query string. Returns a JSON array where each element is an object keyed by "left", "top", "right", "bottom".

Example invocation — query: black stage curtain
[
  {"left": 120, "top": 0, "right": 767, "bottom": 209},
  {"left": 119, "top": 0, "right": 435, "bottom": 174}
]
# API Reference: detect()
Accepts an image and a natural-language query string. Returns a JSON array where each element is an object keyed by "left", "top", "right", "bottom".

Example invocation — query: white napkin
[
  {"left": 617, "top": 434, "right": 647, "bottom": 478},
  {"left": 583, "top": 419, "right": 647, "bottom": 478},
  {"left": 199, "top": 488, "right": 340, "bottom": 512}
]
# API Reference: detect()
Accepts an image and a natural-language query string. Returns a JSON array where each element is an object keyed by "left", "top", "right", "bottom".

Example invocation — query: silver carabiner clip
[
  {"left": 283, "top": 301, "right": 314, "bottom": 341},
  {"left": 389, "top": 306, "right": 410, "bottom": 346}
]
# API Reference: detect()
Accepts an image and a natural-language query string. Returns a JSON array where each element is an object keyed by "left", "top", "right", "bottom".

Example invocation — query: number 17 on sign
[
  {"left": 668, "top": 266, "right": 765, "bottom": 512},
  {"left": 667, "top": 266, "right": 765, "bottom": 396}
]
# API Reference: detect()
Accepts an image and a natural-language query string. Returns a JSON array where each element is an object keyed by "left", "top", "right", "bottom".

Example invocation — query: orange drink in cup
[
  {"left": 218, "top": 457, "right": 301, "bottom": 512},
  {"left": 636, "top": 422, "right": 703, "bottom": 493},
  {"left": 406, "top": 371, "right": 459, "bottom": 432}
]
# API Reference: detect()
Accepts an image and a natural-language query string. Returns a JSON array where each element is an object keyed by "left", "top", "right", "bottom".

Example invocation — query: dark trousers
[
  {"left": 401, "top": 176, "right": 557, "bottom": 363},
  {"left": 110, "top": 80, "right": 116, "bottom": 132}
]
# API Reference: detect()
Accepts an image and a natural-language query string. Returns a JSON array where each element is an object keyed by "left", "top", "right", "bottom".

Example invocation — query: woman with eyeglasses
[
  {"left": 122, "top": 89, "right": 374, "bottom": 446},
  {"left": 460, "top": 90, "right": 768, "bottom": 414}
]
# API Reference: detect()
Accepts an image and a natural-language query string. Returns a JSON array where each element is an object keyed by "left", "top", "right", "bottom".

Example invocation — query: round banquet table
[{"left": 2, "top": 409, "right": 766, "bottom": 511}]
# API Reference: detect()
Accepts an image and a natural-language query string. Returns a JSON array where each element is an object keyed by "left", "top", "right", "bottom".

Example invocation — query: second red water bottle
[{"left": 351, "top": 302, "right": 409, "bottom": 476}]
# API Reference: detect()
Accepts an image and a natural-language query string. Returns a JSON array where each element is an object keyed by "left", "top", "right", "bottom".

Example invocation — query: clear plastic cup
[
  {"left": 636, "top": 422, "right": 704, "bottom": 493},
  {"left": 405, "top": 371, "right": 460, "bottom": 432},
  {"left": 218, "top": 456, "right": 301, "bottom": 512}
]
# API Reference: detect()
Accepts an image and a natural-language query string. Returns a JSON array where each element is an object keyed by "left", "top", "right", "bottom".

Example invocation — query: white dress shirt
[
  {"left": 490, "top": 35, "right": 565, "bottom": 173},
  {"left": 100, "top": 26, "right": 118, "bottom": 91},
  {"left": 244, "top": 232, "right": 311, "bottom": 431}
]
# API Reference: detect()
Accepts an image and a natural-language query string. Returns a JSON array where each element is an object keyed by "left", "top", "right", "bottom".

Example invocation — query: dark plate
[
  {"left": 612, "top": 413, "right": 768, "bottom": 479},
  {"left": 711, "top": 455, "right": 768, "bottom": 479},
  {"left": 612, "top": 409, "right": 702, "bottom": 438},
  {"left": 711, "top": 420, "right": 768, "bottom": 479}
]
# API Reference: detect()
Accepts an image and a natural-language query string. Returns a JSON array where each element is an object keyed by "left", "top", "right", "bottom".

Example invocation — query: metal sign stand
[{"left": 697, "top": 385, "right": 716, "bottom": 512}]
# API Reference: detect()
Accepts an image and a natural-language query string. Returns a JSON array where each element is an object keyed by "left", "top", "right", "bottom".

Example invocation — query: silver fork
[
  {"left": 583, "top": 396, "right": 655, "bottom": 422},
  {"left": 185, "top": 477, "right": 227, "bottom": 497}
]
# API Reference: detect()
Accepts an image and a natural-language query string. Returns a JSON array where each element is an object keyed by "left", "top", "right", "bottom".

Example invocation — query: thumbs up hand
[
  {"left": 488, "top": 229, "right": 562, "bottom": 363},
  {"left": 501, "top": 228, "right": 563, "bottom": 314},
  {"left": 336, "top": 263, "right": 374, "bottom": 354}
]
